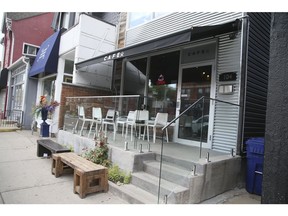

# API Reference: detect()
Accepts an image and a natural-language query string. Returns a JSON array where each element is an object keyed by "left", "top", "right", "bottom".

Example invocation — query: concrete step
[
  {"left": 155, "top": 154, "right": 196, "bottom": 171},
  {"left": 143, "top": 160, "right": 193, "bottom": 186},
  {"left": 131, "top": 171, "right": 189, "bottom": 203},
  {"left": 108, "top": 181, "right": 158, "bottom": 204}
]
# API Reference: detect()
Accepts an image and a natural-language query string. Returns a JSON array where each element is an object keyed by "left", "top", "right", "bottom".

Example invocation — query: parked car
[{"left": 191, "top": 115, "right": 209, "bottom": 137}]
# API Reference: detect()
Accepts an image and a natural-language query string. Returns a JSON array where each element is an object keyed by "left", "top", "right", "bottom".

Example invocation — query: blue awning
[{"left": 29, "top": 30, "right": 61, "bottom": 77}]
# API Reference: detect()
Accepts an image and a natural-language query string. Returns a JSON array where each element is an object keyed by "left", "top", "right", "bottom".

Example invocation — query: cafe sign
[{"left": 103, "top": 51, "right": 125, "bottom": 61}]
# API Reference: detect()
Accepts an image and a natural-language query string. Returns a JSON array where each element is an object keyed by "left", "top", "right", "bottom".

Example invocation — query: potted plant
[{"left": 32, "top": 96, "right": 60, "bottom": 137}]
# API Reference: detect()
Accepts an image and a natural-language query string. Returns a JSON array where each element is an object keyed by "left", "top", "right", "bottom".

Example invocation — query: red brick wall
[
  {"left": 59, "top": 83, "right": 112, "bottom": 128},
  {"left": 3, "top": 13, "right": 54, "bottom": 68}
]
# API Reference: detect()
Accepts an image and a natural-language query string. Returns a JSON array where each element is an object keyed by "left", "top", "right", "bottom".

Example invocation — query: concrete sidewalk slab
[
  {"left": 0, "top": 130, "right": 128, "bottom": 204},
  {"left": 0, "top": 158, "right": 72, "bottom": 192},
  {"left": 1, "top": 180, "right": 127, "bottom": 204},
  {"left": 200, "top": 187, "right": 261, "bottom": 204}
]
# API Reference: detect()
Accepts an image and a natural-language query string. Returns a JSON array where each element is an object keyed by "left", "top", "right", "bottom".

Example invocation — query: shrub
[
  {"left": 83, "top": 144, "right": 131, "bottom": 184},
  {"left": 108, "top": 165, "right": 131, "bottom": 184},
  {"left": 83, "top": 144, "right": 111, "bottom": 167}
]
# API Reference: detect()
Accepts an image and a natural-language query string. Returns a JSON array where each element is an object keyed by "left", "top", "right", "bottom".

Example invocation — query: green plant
[
  {"left": 108, "top": 165, "right": 131, "bottom": 184},
  {"left": 65, "top": 145, "right": 74, "bottom": 152},
  {"left": 83, "top": 144, "right": 111, "bottom": 167}
]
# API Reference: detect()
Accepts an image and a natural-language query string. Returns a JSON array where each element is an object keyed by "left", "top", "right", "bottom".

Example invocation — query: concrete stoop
[
  {"left": 56, "top": 131, "right": 243, "bottom": 204},
  {"left": 109, "top": 155, "right": 201, "bottom": 204},
  {"left": 109, "top": 153, "right": 243, "bottom": 204}
]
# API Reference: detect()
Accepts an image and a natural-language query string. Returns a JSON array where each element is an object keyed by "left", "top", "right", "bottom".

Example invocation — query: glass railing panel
[{"left": 157, "top": 96, "right": 240, "bottom": 204}]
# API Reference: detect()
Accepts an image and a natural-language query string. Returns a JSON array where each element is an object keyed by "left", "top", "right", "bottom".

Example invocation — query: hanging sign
[{"left": 156, "top": 74, "right": 166, "bottom": 85}]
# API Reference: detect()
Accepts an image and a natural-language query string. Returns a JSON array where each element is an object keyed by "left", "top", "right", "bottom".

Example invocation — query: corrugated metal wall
[
  {"left": 243, "top": 13, "right": 271, "bottom": 144},
  {"left": 126, "top": 12, "right": 243, "bottom": 46},
  {"left": 212, "top": 33, "right": 242, "bottom": 153}
]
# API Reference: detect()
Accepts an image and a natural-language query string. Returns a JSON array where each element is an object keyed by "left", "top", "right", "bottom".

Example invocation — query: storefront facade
[{"left": 76, "top": 12, "right": 271, "bottom": 154}]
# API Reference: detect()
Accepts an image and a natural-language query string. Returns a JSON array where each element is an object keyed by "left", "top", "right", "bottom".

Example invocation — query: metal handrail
[{"left": 66, "top": 95, "right": 141, "bottom": 99}]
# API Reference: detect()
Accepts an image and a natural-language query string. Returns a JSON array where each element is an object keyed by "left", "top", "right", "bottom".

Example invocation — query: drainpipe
[
  {"left": 3, "top": 25, "right": 12, "bottom": 117},
  {"left": 22, "top": 56, "right": 30, "bottom": 127},
  {"left": 237, "top": 14, "right": 250, "bottom": 155},
  {"left": 3, "top": 79, "right": 8, "bottom": 117}
]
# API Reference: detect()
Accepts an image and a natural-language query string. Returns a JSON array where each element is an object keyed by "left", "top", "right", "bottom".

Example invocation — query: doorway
[{"left": 174, "top": 63, "right": 215, "bottom": 148}]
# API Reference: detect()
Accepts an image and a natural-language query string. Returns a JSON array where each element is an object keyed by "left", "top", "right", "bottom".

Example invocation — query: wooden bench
[
  {"left": 37, "top": 139, "right": 71, "bottom": 157},
  {"left": 51, "top": 152, "right": 108, "bottom": 198}
]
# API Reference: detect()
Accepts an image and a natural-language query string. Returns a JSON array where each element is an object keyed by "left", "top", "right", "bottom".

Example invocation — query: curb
[{"left": 0, "top": 128, "right": 21, "bottom": 132}]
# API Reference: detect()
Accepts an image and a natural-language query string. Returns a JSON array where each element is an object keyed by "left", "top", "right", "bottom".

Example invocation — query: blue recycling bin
[{"left": 246, "top": 137, "right": 264, "bottom": 195}]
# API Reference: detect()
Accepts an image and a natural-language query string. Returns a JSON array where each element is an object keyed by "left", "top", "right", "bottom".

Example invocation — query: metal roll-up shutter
[{"left": 243, "top": 13, "right": 271, "bottom": 145}]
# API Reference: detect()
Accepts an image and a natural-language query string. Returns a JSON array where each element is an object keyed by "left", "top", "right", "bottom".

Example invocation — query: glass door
[{"left": 175, "top": 64, "right": 214, "bottom": 147}]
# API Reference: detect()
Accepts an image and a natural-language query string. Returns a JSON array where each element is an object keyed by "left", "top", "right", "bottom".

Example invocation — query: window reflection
[
  {"left": 124, "top": 58, "right": 147, "bottom": 95},
  {"left": 43, "top": 76, "right": 56, "bottom": 104}
]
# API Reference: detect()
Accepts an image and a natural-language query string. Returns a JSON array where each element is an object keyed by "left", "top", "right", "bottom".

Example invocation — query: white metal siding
[
  {"left": 212, "top": 33, "right": 242, "bottom": 153},
  {"left": 126, "top": 12, "right": 243, "bottom": 46}
]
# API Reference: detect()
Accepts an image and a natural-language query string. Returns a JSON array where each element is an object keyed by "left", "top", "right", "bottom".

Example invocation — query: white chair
[
  {"left": 135, "top": 110, "right": 149, "bottom": 140},
  {"left": 125, "top": 110, "right": 149, "bottom": 141},
  {"left": 125, "top": 111, "right": 136, "bottom": 141},
  {"left": 102, "top": 109, "right": 116, "bottom": 141},
  {"left": 73, "top": 105, "right": 94, "bottom": 136},
  {"left": 147, "top": 112, "right": 169, "bottom": 143},
  {"left": 116, "top": 112, "right": 131, "bottom": 137},
  {"left": 88, "top": 107, "right": 102, "bottom": 138}
]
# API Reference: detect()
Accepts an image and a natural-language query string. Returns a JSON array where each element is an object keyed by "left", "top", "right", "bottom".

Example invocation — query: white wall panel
[
  {"left": 72, "top": 14, "right": 116, "bottom": 89},
  {"left": 212, "top": 33, "right": 242, "bottom": 153},
  {"left": 126, "top": 12, "right": 243, "bottom": 46}
]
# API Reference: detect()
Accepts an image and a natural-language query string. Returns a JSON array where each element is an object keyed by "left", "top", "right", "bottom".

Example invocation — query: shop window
[
  {"left": 11, "top": 67, "right": 25, "bottom": 110},
  {"left": 123, "top": 51, "right": 179, "bottom": 121},
  {"left": 64, "top": 60, "right": 74, "bottom": 74},
  {"left": 43, "top": 77, "right": 56, "bottom": 104},
  {"left": 124, "top": 58, "right": 147, "bottom": 95},
  {"left": 148, "top": 51, "right": 180, "bottom": 120},
  {"left": 63, "top": 75, "right": 72, "bottom": 83},
  {"left": 63, "top": 59, "right": 73, "bottom": 83},
  {"left": 13, "top": 84, "right": 24, "bottom": 110}
]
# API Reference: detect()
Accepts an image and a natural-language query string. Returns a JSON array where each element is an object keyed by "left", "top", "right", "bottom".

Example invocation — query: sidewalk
[
  {"left": 0, "top": 129, "right": 261, "bottom": 205},
  {"left": 0, "top": 129, "right": 128, "bottom": 204}
]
